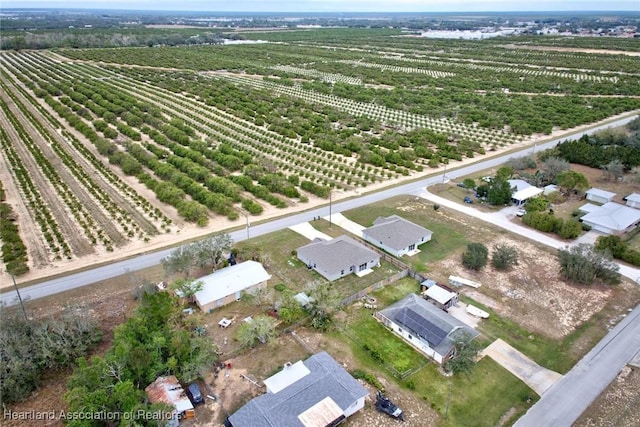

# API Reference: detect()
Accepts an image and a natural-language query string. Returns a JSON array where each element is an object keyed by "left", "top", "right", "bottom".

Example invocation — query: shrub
[
  {"left": 492, "top": 244, "right": 519, "bottom": 270},
  {"left": 462, "top": 242, "right": 488, "bottom": 271}
]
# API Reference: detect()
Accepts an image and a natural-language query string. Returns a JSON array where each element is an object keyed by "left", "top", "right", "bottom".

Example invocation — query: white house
[
  {"left": 580, "top": 202, "right": 640, "bottom": 235},
  {"left": 228, "top": 352, "right": 368, "bottom": 427},
  {"left": 508, "top": 179, "right": 543, "bottom": 206},
  {"left": 423, "top": 284, "right": 459, "bottom": 311},
  {"left": 585, "top": 188, "right": 616, "bottom": 204},
  {"left": 375, "top": 294, "right": 479, "bottom": 364},
  {"left": 625, "top": 193, "right": 640, "bottom": 209},
  {"left": 362, "top": 215, "right": 432, "bottom": 257},
  {"left": 194, "top": 261, "right": 271, "bottom": 312}
]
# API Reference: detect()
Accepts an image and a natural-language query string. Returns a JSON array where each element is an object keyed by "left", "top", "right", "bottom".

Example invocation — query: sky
[{"left": 2, "top": 0, "right": 639, "bottom": 12}]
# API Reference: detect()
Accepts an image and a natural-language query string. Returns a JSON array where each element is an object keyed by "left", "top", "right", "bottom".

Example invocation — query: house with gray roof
[
  {"left": 362, "top": 215, "right": 432, "bottom": 257},
  {"left": 375, "top": 294, "right": 479, "bottom": 364},
  {"left": 228, "top": 352, "right": 368, "bottom": 427},
  {"left": 625, "top": 193, "right": 640, "bottom": 209},
  {"left": 580, "top": 202, "right": 640, "bottom": 235},
  {"left": 585, "top": 188, "right": 616, "bottom": 204},
  {"left": 297, "top": 235, "right": 380, "bottom": 282}
]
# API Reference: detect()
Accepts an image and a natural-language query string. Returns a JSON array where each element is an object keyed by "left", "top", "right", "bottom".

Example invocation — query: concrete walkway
[
  {"left": 481, "top": 339, "right": 563, "bottom": 396},
  {"left": 322, "top": 213, "right": 365, "bottom": 237},
  {"left": 288, "top": 222, "right": 332, "bottom": 241}
]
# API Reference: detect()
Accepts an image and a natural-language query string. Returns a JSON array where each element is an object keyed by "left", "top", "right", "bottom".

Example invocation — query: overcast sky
[{"left": 3, "top": 0, "right": 639, "bottom": 12}]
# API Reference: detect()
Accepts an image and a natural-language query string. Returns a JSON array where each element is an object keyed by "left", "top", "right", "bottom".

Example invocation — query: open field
[{"left": 1, "top": 28, "right": 640, "bottom": 283}]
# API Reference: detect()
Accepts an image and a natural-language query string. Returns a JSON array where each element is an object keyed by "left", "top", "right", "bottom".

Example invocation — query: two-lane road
[{"left": 1, "top": 114, "right": 637, "bottom": 307}]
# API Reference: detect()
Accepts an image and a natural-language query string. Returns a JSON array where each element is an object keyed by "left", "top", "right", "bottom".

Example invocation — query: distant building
[
  {"left": 194, "top": 261, "right": 270, "bottom": 312},
  {"left": 375, "top": 294, "right": 479, "bottom": 364},
  {"left": 362, "top": 215, "right": 432, "bottom": 257},
  {"left": 297, "top": 235, "right": 380, "bottom": 282},
  {"left": 585, "top": 188, "right": 616, "bottom": 205},
  {"left": 228, "top": 352, "right": 368, "bottom": 427},
  {"left": 145, "top": 376, "right": 194, "bottom": 427}
]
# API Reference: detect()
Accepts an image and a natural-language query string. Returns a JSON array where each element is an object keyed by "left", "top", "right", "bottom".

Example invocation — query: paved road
[
  {"left": 514, "top": 304, "right": 640, "bottom": 427},
  {"left": 1, "top": 114, "right": 636, "bottom": 306}
]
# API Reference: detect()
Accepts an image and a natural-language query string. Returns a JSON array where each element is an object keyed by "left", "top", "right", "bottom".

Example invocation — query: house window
[
  {"left": 409, "top": 243, "right": 416, "bottom": 251},
  {"left": 408, "top": 334, "right": 413, "bottom": 340},
  {"left": 398, "top": 328, "right": 403, "bottom": 333},
  {"left": 350, "top": 266, "right": 354, "bottom": 271},
  {"left": 341, "top": 270, "right": 344, "bottom": 275},
  {"left": 358, "top": 263, "right": 367, "bottom": 271}
]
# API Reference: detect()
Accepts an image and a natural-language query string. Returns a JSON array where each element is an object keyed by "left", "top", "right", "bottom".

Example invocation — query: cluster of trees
[
  {"left": 64, "top": 291, "right": 218, "bottom": 422},
  {"left": 0, "top": 190, "right": 29, "bottom": 275},
  {"left": 1, "top": 310, "right": 102, "bottom": 403},
  {"left": 595, "top": 235, "right": 640, "bottom": 267},
  {"left": 557, "top": 244, "right": 620, "bottom": 285},
  {"left": 161, "top": 233, "right": 233, "bottom": 277},
  {"left": 522, "top": 211, "right": 583, "bottom": 240},
  {"left": 552, "top": 133, "right": 640, "bottom": 172},
  {"left": 462, "top": 242, "right": 519, "bottom": 271}
]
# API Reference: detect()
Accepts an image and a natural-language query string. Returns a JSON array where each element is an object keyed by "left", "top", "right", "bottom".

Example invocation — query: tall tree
[
  {"left": 542, "top": 157, "right": 570, "bottom": 184},
  {"left": 235, "top": 315, "right": 277, "bottom": 348},
  {"left": 556, "top": 170, "right": 589, "bottom": 195},
  {"left": 161, "top": 245, "right": 196, "bottom": 277},
  {"left": 193, "top": 233, "right": 233, "bottom": 272},
  {"left": 306, "top": 281, "right": 341, "bottom": 330},
  {"left": 602, "top": 159, "right": 624, "bottom": 182},
  {"left": 444, "top": 332, "right": 483, "bottom": 374}
]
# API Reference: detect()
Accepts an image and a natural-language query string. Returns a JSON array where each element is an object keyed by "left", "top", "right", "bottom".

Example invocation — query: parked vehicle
[
  {"left": 375, "top": 391, "right": 404, "bottom": 421},
  {"left": 187, "top": 383, "right": 204, "bottom": 405},
  {"left": 516, "top": 208, "right": 526, "bottom": 217},
  {"left": 463, "top": 196, "right": 473, "bottom": 204}
]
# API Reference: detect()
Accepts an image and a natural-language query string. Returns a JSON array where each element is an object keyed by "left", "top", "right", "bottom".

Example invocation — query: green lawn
[
  {"left": 342, "top": 197, "right": 469, "bottom": 270},
  {"left": 336, "top": 280, "right": 537, "bottom": 427},
  {"left": 236, "top": 228, "right": 401, "bottom": 300}
]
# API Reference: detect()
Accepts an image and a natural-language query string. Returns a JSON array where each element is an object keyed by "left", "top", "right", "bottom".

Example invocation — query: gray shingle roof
[
  {"left": 297, "top": 235, "right": 379, "bottom": 277},
  {"left": 363, "top": 215, "right": 432, "bottom": 251},
  {"left": 378, "top": 294, "right": 478, "bottom": 358},
  {"left": 228, "top": 352, "right": 369, "bottom": 427}
]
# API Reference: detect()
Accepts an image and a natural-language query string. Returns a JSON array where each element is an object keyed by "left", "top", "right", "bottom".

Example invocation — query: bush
[
  {"left": 462, "top": 242, "right": 488, "bottom": 271},
  {"left": 492, "top": 244, "right": 519, "bottom": 270},
  {"left": 558, "top": 220, "right": 582, "bottom": 240}
]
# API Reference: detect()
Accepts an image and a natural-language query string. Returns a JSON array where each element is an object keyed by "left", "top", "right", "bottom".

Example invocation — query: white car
[{"left": 516, "top": 208, "right": 526, "bottom": 217}]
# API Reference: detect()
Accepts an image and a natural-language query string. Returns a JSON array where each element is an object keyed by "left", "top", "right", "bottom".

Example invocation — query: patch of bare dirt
[
  {"left": 432, "top": 236, "right": 612, "bottom": 339},
  {"left": 574, "top": 366, "right": 640, "bottom": 427}
]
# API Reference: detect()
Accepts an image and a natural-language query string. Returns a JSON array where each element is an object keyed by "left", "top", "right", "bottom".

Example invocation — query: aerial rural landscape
[{"left": 1, "top": 5, "right": 640, "bottom": 427}]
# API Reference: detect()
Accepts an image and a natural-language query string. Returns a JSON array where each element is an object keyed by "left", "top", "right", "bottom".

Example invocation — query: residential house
[
  {"left": 375, "top": 294, "right": 479, "bottom": 364},
  {"left": 362, "top": 215, "right": 432, "bottom": 257},
  {"left": 625, "top": 193, "right": 640, "bottom": 209},
  {"left": 297, "top": 235, "right": 380, "bottom": 282},
  {"left": 194, "top": 261, "right": 271, "bottom": 313},
  {"left": 145, "top": 376, "right": 194, "bottom": 427},
  {"left": 508, "top": 179, "right": 543, "bottom": 206},
  {"left": 580, "top": 202, "right": 640, "bottom": 235},
  {"left": 228, "top": 352, "right": 369, "bottom": 427},
  {"left": 585, "top": 188, "right": 616, "bottom": 204}
]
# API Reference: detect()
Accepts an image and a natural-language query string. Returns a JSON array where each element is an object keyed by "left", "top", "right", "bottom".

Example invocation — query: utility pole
[
  {"left": 11, "top": 274, "right": 28, "bottom": 321},
  {"left": 441, "top": 160, "right": 448, "bottom": 191}
]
